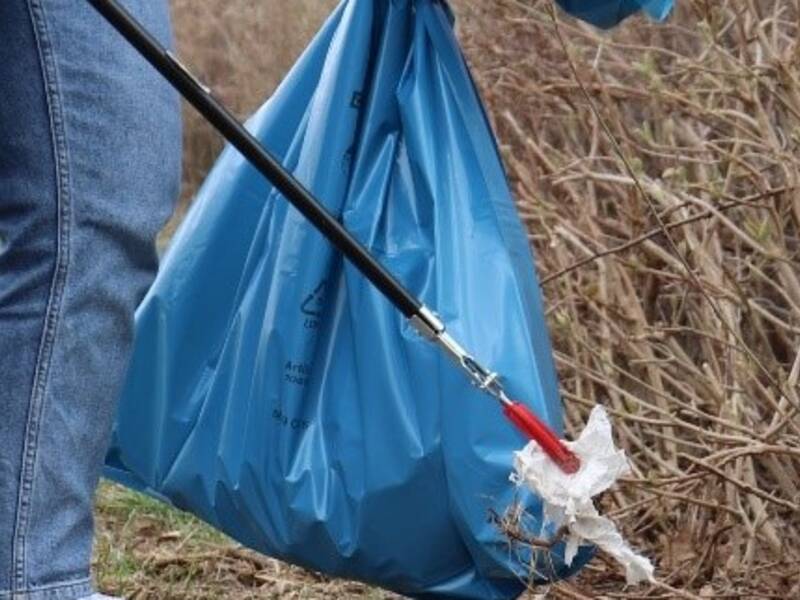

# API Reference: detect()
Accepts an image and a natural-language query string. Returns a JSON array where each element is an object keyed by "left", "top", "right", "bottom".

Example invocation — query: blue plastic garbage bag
[
  {"left": 104, "top": 0, "right": 594, "bottom": 597},
  {"left": 557, "top": 0, "right": 673, "bottom": 28}
]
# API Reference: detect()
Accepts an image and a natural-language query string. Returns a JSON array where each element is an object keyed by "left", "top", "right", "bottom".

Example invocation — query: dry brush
[{"left": 456, "top": 0, "right": 800, "bottom": 596}]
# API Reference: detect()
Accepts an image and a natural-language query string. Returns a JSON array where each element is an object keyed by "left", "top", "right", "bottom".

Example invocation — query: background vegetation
[{"left": 96, "top": 0, "right": 800, "bottom": 597}]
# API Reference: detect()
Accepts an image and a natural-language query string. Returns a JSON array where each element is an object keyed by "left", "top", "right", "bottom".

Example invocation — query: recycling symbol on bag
[{"left": 301, "top": 280, "right": 327, "bottom": 317}]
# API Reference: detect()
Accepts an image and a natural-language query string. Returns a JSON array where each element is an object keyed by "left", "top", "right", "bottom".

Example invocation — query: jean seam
[
  {"left": 11, "top": 0, "right": 73, "bottom": 591},
  {"left": 0, "top": 576, "right": 92, "bottom": 600}
]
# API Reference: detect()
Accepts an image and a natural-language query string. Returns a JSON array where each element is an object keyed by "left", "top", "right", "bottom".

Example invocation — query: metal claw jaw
[{"left": 409, "top": 305, "right": 582, "bottom": 475}]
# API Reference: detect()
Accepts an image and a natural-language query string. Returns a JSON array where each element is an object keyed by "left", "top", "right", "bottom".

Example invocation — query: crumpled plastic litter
[{"left": 512, "top": 406, "right": 655, "bottom": 585}]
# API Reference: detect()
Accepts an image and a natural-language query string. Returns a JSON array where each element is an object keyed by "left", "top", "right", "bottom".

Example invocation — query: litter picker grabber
[{"left": 87, "top": 0, "right": 580, "bottom": 474}]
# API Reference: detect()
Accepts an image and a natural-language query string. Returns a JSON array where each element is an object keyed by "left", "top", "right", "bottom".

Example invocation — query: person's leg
[{"left": 0, "top": 1, "right": 181, "bottom": 597}]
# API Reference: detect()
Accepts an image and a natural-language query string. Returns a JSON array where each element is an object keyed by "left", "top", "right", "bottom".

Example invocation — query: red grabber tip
[{"left": 503, "top": 401, "right": 581, "bottom": 474}]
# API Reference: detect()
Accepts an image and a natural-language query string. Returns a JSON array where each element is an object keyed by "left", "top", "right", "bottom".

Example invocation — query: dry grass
[
  {"left": 94, "top": 483, "right": 400, "bottom": 599},
  {"left": 97, "top": 0, "right": 800, "bottom": 597},
  {"left": 167, "top": 0, "right": 337, "bottom": 230}
]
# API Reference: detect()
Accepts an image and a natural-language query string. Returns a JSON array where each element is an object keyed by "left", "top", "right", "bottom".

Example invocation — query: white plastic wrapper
[{"left": 512, "top": 406, "right": 654, "bottom": 585}]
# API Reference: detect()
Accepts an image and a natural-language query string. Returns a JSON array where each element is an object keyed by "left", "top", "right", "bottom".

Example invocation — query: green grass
[{"left": 92, "top": 482, "right": 405, "bottom": 599}]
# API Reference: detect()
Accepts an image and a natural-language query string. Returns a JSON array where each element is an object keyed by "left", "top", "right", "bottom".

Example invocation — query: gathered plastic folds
[
  {"left": 556, "top": 0, "right": 673, "bottom": 28},
  {"left": 103, "top": 1, "right": 606, "bottom": 597}
]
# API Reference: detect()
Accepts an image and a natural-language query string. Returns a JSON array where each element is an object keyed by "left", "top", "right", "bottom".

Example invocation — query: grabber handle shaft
[
  {"left": 85, "top": 0, "right": 423, "bottom": 321},
  {"left": 504, "top": 402, "right": 581, "bottom": 474}
]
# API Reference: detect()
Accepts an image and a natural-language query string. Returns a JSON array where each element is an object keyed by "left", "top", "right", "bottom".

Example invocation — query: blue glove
[{"left": 556, "top": 0, "right": 673, "bottom": 29}]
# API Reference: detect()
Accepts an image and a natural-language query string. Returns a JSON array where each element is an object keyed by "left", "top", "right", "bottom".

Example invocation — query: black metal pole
[{"left": 86, "top": 0, "right": 422, "bottom": 319}]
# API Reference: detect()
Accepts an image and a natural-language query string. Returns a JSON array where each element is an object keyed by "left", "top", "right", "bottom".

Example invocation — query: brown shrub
[{"left": 456, "top": 0, "right": 799, "bottom": 596}]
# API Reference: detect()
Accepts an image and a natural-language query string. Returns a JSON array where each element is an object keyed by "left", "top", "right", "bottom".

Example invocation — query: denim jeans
[{"left": 0, "top": 0, "right": 181, "bottom": 597}]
